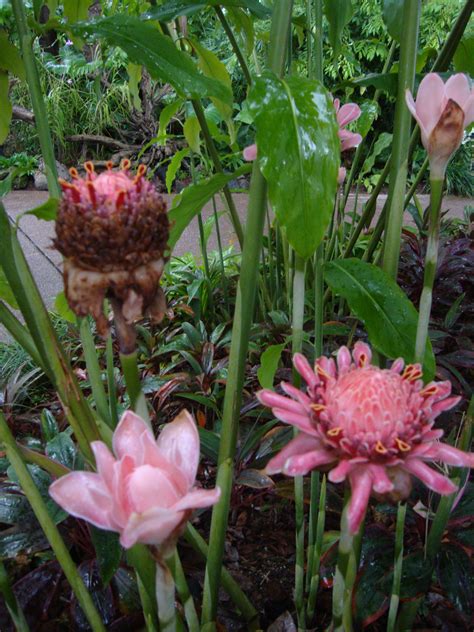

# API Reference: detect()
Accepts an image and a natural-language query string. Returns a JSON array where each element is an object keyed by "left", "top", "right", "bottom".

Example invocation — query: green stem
[
  {"left": 18, "top": 443, "right": 70, "bottom": 478},
  {"left": 387, "top": 502, "right": 407, "bottom": 632},
  {"left": 414, "top": 177, "right": 443, "bottom": 363},
  {"left": 214, "top": 6, "right": 252, "bottom": 86},
  {"left": 184, "top": 524, "right": 258, "bottom": 627},
  {"left": 167, "top": 550, "right": 199, "bottom": 632},
  {"left": 200, "top": 5, "right": 293, "bottom": 628},
  {"left": 10, "top": 0, "right": 60, "bottom": 198},
  {"left": 0, "top": 412, "right": 106, "bottom": 631},
  {"left": 80, "top": 318, "right": 112, "bottom": 428},
  {"left": 106, "top": 333, "right": 119, "bottom": 428},
  {"left": 119, "top": 351, "right": 149, "bottom": 425},
  {"left": 382, "top": 0, "right": 421, "bottom": 279},
  {"left": 126, "top": 545, "right": 159, "bottom": 630},
  {"left": 306, "top": 474, "right": 327, "bottom": 621},
  {"left": 332, "top": 488, "right": 365, "bottom": 632},
  {"left": 191, "top": 100, "right": 244, "bottom": 248},
  {"left": 0, "top": 560, "right": 30, "bottom": 632}
]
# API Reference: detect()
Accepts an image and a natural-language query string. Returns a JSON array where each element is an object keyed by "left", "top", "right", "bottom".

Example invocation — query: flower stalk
[{"left": 386, "top": 502, "right": 407, "bottom": 632}]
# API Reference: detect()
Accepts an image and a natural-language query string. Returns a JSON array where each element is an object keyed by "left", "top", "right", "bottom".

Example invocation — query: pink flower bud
[
  {"left": 406, "top": 73, "right": 474, "bottom": 178},
  {"left": 49, "top": 410, "right": 220, "bottom": 551}
]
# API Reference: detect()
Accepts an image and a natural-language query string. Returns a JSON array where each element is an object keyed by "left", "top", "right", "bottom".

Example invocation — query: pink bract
[
  {"left": 258, "top": 342, "right": 473, "bottom": 534},
  {"left": 405, "top": 73, "right": 474, "bottom": 177},
  {"left": 333, "top": 98, "right": 362, "bottom": 152},
  {"left": 49, "top": 410, "right": 220, "bottom": 550}
]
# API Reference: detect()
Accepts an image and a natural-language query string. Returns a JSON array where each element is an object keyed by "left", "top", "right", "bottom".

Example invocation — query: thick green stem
[
  {"left": 80, "top": 318, "right": 112, "bottom": 428},
  {"left": 215, "top": 6, "right": 252, "bottom": 86},
  {"left": 0, "top": 412, "right": 106, "bottom": 631},
  {"left": 332, "top": 489, "right": 365, "bottom": 632},
  {"left": 200, "top": 6, "right": 293, "bottom": 628},
  {"left": 191, "top": 100, "right": 244, "bottom": 248},
  {"left": 382, "top": 0, "right": 421, "bottom": 279},
  {"left": 155, "top": 557, "right": 178, "bottom": 632},
  {"left": 106, "top": 334, "right": 119, "bottom": 428},
  {"left": 387, "top": 502, "right": 407, "bottom": 632},
  {"left": 414, "top": 178, "right": 443, "bottom": 363},
  {"left": 167, "top": 550, "right": 199, "bottom": 632},
  {"left": 120, "top": 351, "right": 149, "bottom": 425},
  {"left": 306, "top": 475, "right": 327, "bottom": 621},
  {"left": 10, "top": 0, "right": 59, "bottom": 198}
]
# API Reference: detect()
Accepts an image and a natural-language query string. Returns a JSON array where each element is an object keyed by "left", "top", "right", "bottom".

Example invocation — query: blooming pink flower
[
  {"left": 49, "top": 410, "right": 220, "bottom": 549},
  {"left": 333, "top": 98, "right": 362, "bottom": 151},
  {"left": 405, "top": 73, "right": 474, "bottom": 178},
  {"left": 258, "top": 342, "right": 474, "bottom": 534}
]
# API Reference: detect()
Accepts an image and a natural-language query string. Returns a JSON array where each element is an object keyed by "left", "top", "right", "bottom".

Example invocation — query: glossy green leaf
[
  {"left": 437, "top": 544, "right": 474, "bottom": 614},
  {"left": 41, "top": 409, "right": 59, "bottom": 442},
  {"left": 453, "top": 33, "right": 474, "bottom": 75},
  {"left": 166, "top": 147, "right": 190, "bottom": 194},
  {"left": 0, "top": 71, "right": 12, "bottom": 144},
  {"left": 198, "top": 427, "right": 220, "bottom": 462},
  {"left": 0, "top": 32, "right": 25, "bottom": 79},
  {"left": 323, "top": 0, "right": 354, "bottom": 58},
  {"left": 183, "top": 115, "right": 201, "bottom": 153},
  {"left": 63, "top": 0, "right": 89, "bottom": 22},
  {"left": 341, "top": 72, "right": 398, "bottom": 96},
  {"left": 46, "top": 432, "right": 77, "bottom": 469},
  {"left": 248, "top": 72, "right": 339, "bottom": 259},
  {"left": 324, "top": 258, "right": 435, "bottom": 379},
  {"left": 0, "top": 268, "right": 18, "bottom": 309},
  {"left": 73, "top": 16, "right": 232, "bottom": 103},
  {"left": 355, "top": 101, "right": 379, "bottom": 138},
  {"left": 257, "top": 343, "right": 285, "bottom": 390},
  {"left": 143, "top": 0, "right": 269, "bottom": 22},
  {"left": 167, "top": 164, "right": 251, "bottom": 250},
  {"left": 90, "top": 527, "right": 122, "bottom": 586},
  {"left": 382, "top": 0, "right": 403, "bottom": 42}
]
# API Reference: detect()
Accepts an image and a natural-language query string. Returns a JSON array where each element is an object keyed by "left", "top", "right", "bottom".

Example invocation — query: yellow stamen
[
  {"left": 420, "top": 385, "right": 437, "bottom": 397},
  {"left": 316, "top": 364, "right": 331, "bottom": 380},
  {"left": 375, "top": 441, "right": 388, "bottom": 454},
  {"left": 402, "top": 364, "right": 423, "bottom": 382},
  {"left": 69, "top": 167, "right": 79, "bottom": 179},
  {"left": 327, "top": 427, "right": 342, "bottom": 437},
  {"left": 121, "top": 158, "right": 131, "bottom": 170},
  {"left": 84, "top": 161, "right": 95, "bottom": 174},
  {"left": 311, "top": 403, "right": 326, "bottom": 413},
  {"left": 396, "top": 438, "right": 411, "bottom": 452},
  {"left": 358, "top": 353, "right": 368, "bottom": 367},
  {"left": 106, "top": 160, "right": 114, "bottom": 170}
]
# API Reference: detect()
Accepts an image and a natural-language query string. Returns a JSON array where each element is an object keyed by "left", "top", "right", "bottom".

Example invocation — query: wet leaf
[
  {"left": 324, "top": 258, "right": 435, "bottom": 380},
  {"left": 236, "top": 468, "right": 274, "bottom": 489},
  {"left": 73, "top": 16, "right": 232, "bottom": 103},
  {"left": 71, "top": 560, "right": 115, "bottom": 629},
  {"left": 40, "top": 409, "right": 59, "bottom": 442},
  {"left": 248, "top": 72, "right": 339, "bottom": 259},
  {"left": 46, "top": 431, "right": 77, "bottom": 469},
  {"left": 90, "top": 527, "right": 122, "bottom": 586}
]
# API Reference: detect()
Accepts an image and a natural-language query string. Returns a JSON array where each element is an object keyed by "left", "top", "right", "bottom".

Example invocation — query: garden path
[{"left": 1, "top": 189, "right": 471, "bottom": 342}]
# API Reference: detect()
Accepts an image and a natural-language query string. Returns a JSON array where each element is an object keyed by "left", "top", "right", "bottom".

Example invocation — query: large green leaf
[
  {"left": 73, "top": 15, "right": 232, "bottom": 103},
  {"left": 382, "top": 0, "right": 403, "bottom": 42},
  {"left": 453, "top": 33, "right": 474, "bottom": 75},
  {"left": 248, "top": 72, "right": 339, "bottom": 259},
  {"left": 324, "top": 259, "right": 435, "bottom": 379},
  {"left": 63, "top": 0, "right": 89, "bottom": 23},
  {"left": 437, "top": 543, "right": 474, "bottom": 615},
  {"left": 0, "top": 268, "right": 18, "bottom": 309},
  {"left": 257, "top": 343, "right": 285, "bottom": 390},
  {"left": 323, "top": 0, "right": 354, "bottom": 57},
  {"left": 0, "top": 71, "right": 12, "bottom": 144},
  {"left": 0, "top": 32, "right": 25, "bottom": 79},
  {"left": 144, "top": 0, "right": 269, "bottom": 22},
  {"left": 167, "top": 164, "right": 250, "bottom": 250}
]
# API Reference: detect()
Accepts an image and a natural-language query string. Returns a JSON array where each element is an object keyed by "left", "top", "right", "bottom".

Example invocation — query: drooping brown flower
[{"left": 55, "top": 160, "right": 169, "bottom": 350}]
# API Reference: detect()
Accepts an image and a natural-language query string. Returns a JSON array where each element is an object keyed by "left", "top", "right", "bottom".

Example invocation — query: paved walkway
[{"left": 1, "top": 189, "right": 471, "bottom": 342}]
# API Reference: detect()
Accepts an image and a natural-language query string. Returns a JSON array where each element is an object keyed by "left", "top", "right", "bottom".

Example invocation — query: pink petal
[
  {"left": 390, "top": 357, "right": 405, "bottom": 374},
  {"left": 128, "top": 465, "right": 181, "bottom": 513},
  {"left": 49, "top": 472, "right": 116, "bottom": 531},
  {"left": 431, "top": 396, "right": 461, "bottom": 417},
  {"left": 328, "top": 459, "right": 355, "bottom": 483},
  {"left": 91, "top": 441, "right": 116, "bottom": 491},
  {"left": 337, "top": 103, "right": 361, "bottom": 127},
  {"left": 463, "top": 95, "right": 474, "bottom": 127},
  {"left": 293, "top": 353, "right": 319, "bottom": 389},
  {"left": 157, "top": 410, "right": 199, "bottom": 488},
  {"left": 272, "top": 408, "right": 316, "bottom": 434},
  {"left": 111, "top": 455, "right": 135, "bottom": 527},
  {"left": 257, "top": 389, "right": 308, "bottom": 415},
  {"left": 415, "top": 73, "right": 446, "bottom": 138},
  {"left": 347, "top": 468, "right": 373, "bottom": 534},
  {"left": 336, "top": 346, "right": 352, "bottom": 374},
  {"left": 340, "top": 130, "right": 362, "bottom": 151},
  {"left": 405, "top": 89, "right": 418, "bottom": 121},
  {"left": 353, "top": 341, "right": 372, "bottom": 367},
  {"left": 243, "top": 143, "right": 257, "bottom": 161},
  {"left": 140, "top": 431, "right": 188, "bottom": 495},
  {"left": 120, "top": 507, "right": 185, "bottom": 548},
  {"left": 113, "top": 410, "right": 151, "bottom": 464},
  {"left": 283, "top": 448, "right": 335, "bottom": 476},
  {"left": 280, "top": 382, "right": 313, "bottom": 408},
  {"left": 369, "top": 464, "right": 394, "bottom": 493},
  {"left": 403, "top": 458, "right": 457, "bottom": 495},
  {"left": 172, "top": 487, "right": 221, "bottom": 512},
  {"left": 422, "top": 443, "right": 474, "bottom": 468},
  {"left": 266, "top": 433, "right": 322, "bottom": 475},
  {"left": 333, "top": 98, "right": 340, "bottom": 113},
  {"left": 338, "top": 167, "right": 346, "bottom": 185},
  {"left": 445, "top": 73, "right": 471, "bottom": 109}
]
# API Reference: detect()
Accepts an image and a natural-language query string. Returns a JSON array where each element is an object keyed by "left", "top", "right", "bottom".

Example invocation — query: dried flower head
[
  {"left": 258, "top": 342, "right": 473, "bottom": 534},
  {"left": 55, "top": 160, "right": 169, "bottom": 349}
]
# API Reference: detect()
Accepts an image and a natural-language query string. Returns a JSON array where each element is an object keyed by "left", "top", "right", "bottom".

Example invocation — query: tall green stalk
[
  {"left": 382, "top": 0, "right": 421, "bottom": 279},
  {"left": 120, "top": 351, "right": 150, "bottom": 425},
  {"left": 200, "top": 5, "right": 293, "bottom": 628},
  {"left": 414, "top": 178, "right": 443, "bottom": 363},
  {"left": 214, "top": 6, "right": 252, "bottom": 86},
  {"left": 386, "top": 502, "right": 407, "bottom": 632},
  {"left": 10, "top": 0, "right": 60, "bottom": 198},
  {"left": 80, "top": 318, "right": 112, "bottom": 428},
  {"left": 0, "top": 412, "right": 106, "bottom": 632}
]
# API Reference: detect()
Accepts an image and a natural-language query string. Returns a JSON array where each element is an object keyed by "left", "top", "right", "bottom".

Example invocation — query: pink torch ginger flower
[
  {"left": 333, "top": 98, "right": 362, "bottom": 151},
  {"left": 405, "top": 73, "right": 474, "bottom": 178},
  {"left": 258, "top": 342, "right": 474, "bottom": 534},
  {"left": 49, "top": 410, "right": 220, "bottom": 550}
]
